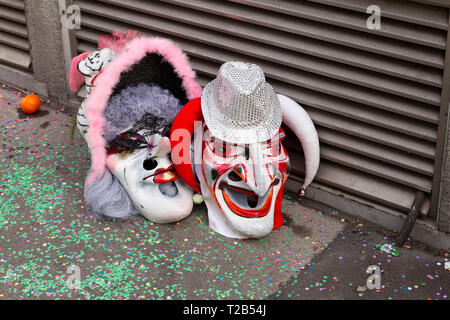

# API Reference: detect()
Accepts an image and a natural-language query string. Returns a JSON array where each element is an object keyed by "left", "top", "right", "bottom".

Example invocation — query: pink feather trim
[
  {"left": 85, "top": 36, "right": 202, "bottom": 186},
  {"left": 98, "top": 30, "right": 141, "bottom": 54},
  {"left": 69, "top": 51, "right": 91, "bottom": 93}
]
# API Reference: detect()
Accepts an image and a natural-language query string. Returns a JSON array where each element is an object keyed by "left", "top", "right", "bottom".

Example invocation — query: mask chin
[
  {"left": 135, "top": 179, "right": 193, "bottom": 223},
  {"left": 210, "top": 171, "right": 283, "bottom": 238},
  {"left": 158, "top": 181, "right": 179, "bottom": 197}
]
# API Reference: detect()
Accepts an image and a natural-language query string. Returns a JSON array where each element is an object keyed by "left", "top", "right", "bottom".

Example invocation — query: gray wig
[{"left": 84, "top": 84, "right": 183, "bottom": 219}]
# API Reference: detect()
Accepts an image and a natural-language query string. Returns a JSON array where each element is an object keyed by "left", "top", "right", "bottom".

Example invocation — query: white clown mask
[
  {"left": 170, "top": 61, "right": 320, "bottom": 239},
  {"left": 197, "top": 125, "right": 290, "bottom": 238},
  {"left": 80, "top": 34, "right": 203, "bottom": 223},
  {"left": 106, "top": 113, "right": 193, "bottom": 223}
]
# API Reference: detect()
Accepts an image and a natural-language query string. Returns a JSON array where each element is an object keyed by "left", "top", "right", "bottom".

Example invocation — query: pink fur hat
[{"left": 84, "top": 35, "right": 202, "bottom": 186}]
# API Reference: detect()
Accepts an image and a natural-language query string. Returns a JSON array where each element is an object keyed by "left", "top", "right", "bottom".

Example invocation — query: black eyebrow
[
  {"left": 106, "top": 112, "right": 172, "bottom": 152},
  {"left": 107, "top": 132, "right": 147, "bottom": 153}
]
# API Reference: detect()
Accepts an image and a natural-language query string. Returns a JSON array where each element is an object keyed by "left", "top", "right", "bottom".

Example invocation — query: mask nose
[
  {"left": 242, "top": 144, "right": 274, "bottom": 197},
  {"left": 143, "top": 137, "right": 172, "bottom": 172},
  {"left": 143, "top": 158, "right": 158, "bottom": 171},
  {"left": 230, "top": 164, "right": 247, "bottom": 182}
]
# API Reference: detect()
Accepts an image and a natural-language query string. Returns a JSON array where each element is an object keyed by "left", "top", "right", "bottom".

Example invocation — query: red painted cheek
[
  {"left": 106, "top": 149, "right": 120, "bottom": 156},
  {"left": 203, "top": 143, "right": 236, "bottom": 176},
  {"left": 273, "top": 178, "right": 286, "bottom": 230},
  {"left": 273, "top": 145, "right": 290, "bottom": 174},
  {"left": 215, "top": 163, "right": 233, "bottom": 176},
  {"left": 277, "top": 162, "right": 289, "bottom": 174}
]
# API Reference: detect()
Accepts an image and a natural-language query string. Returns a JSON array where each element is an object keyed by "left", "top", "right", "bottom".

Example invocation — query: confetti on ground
[
  {"left": 0, "top": 84, "right": 448, "bottom": 300},
  {"left": 0, "top": 85, "right": 345, "bottom": 300}
]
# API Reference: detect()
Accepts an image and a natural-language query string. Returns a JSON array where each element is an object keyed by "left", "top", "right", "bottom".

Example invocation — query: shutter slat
[
  {"left": 75, "top": 29, "right": 99, "bottom": 48},
  {"left": 87, "top": 0, "right": 444, "bottom": 68},
  {"left": 314, "top": 127, "right": 435, "bottom": 176},
  {"left": 176, "top": 56, "right": 437, "bottom": 159},
  {"left": 76, "top": 26, "right": 439, "bottom": 143},
  {"left": 76, "top": 4, "right": 443, "bottom": 88},
  {"left": 76, "top": 20, "right": 442, "bottom": 110},
  {"left": 0, "top": 1, "right": 29, "bottom": 72},
  {"left": 0, "top": 0, "right": 24, "bottom": 11},
  {"left": 77, "top": 40, "right": 95, "bottom": 53},
  {"left": 188, "top": 56, "right": 440, "bottom": 123},
  {"left": 193, "top": 54, "right": 436, "bottom": 159},
  {"left": 0, "top": 30, "right": 29, "bottom": 51},
  {"left": 307, "top": 0, "right": 449, "bottom": 30},
  {"left": 0, "top": 18, "right": 27, "bottom": 38},
  {"left": 319, "top": 144, "right": 432, "bottom": 192},
  {"left": 290, "top": 155, "right": 426, "bottom": 213},
  {"left": 164, "top": 0, "right": 447, "bottom": 50},
  {"left": 187, "top": 40, "right": 442, "bottom": 108},
  {"left": 195, "top": 74, "right": 211, "bottom": 88},
  {"left": 304, "top": 108, "right": 436, "bottom": 160},
  {"left": 190, "top": 60, "right": 437, "bottom": 159},
  {"left": 76, "top": 5, "right": 441, "bottom": 113},
  {"left": 0, "top": 43, "right": 30, "bottom": 70},
  {"left": 271, "top": 79, "right": 438, "bottom": 142},
  {"left": 0, "top": 5, "right": 26, "bottom": 24}
]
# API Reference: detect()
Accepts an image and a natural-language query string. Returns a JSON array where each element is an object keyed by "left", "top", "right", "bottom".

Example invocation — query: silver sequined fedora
[{"left": 201, "top": 61, "right": 282, "bottom": 144}]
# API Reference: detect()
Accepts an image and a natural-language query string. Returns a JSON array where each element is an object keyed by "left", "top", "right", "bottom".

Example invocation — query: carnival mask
[
  {"left": 78, "top": 48, "right": 116, "bottom": 95},
  {"left": 170, "top": 61, "right": 320, "bottom": 238},
  {"left": 75, "top": 33, "right": 202, "bottom": 222},
  {"left": 201, "top": 126, "right": 290, "bottom": 238},
  {"left": 106, "top": 113, "right": 193, "bottom": 223}
]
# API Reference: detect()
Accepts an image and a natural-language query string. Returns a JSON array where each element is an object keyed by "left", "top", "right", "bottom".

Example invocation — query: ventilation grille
[
  {"left": 0, "top": 0, "right": 31, "bottom": 71},
  {"left": 73, "top": 0, "right": 450, "bottom": 216}
]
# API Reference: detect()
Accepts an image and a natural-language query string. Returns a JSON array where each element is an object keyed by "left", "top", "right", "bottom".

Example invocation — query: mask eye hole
[
  {"left": 228, "top": 171, "right": 242, "bottom": 182},
  {"left": 143, "top": 158, "right": 158, "bottom": 171}
]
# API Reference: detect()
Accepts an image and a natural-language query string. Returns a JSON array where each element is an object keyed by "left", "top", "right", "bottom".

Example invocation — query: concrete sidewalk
[{"left": 0, "top": 84, "right": 448, "bottom": 300}]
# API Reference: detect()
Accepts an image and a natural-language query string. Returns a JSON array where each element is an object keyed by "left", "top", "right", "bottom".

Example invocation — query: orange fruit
[{"left": 20, "top": 93, "right": 41, "bottom": 114}]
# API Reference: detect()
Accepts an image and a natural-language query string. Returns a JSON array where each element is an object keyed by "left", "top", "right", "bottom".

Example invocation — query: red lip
[
  {"left": 143, "top": 165, "right": 178, "bottom": 183},
  {"left": 226, "top": 184, "right": 257, "bottom": 195},
  {"left": 221, "top": 184, "right": 274, "bottom": 218}
]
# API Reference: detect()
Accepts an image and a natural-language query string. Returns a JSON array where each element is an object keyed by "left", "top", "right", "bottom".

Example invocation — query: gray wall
[
  {"left": 24, "top": 0, "right": 68, "bottom": 102},
  {"left": 439, "top": 116, "right": 450, "bottom": 233}
]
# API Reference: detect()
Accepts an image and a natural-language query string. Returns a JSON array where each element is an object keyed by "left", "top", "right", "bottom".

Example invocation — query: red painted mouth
[
  {"left": 143, "top": 165, "right": 178, "bottom": 183},
  {"left": 219, "top": 179, "right": 279, "bottom": 218}
]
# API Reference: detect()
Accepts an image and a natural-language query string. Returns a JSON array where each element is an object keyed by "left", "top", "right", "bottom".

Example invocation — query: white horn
[{"left": 278, "top": 94, "right": 320, "bottom": 191}]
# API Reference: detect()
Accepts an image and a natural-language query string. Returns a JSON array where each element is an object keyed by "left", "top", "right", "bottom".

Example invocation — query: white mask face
[
  {"left": 106, "top": 123, "right": 193, "bottom": 223},
  {"left": 78, "top": 48, "right": 116, "bottom": 77},
  {"left": 201, "top": 127, "right": 290, "bottom": 238}
]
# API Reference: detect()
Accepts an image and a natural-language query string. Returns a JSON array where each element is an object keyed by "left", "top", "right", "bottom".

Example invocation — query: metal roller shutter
[
  {"left": 72, "top": 0, "right": 450, "bottom": 219},
  {"left": 0, "top": 0, "right": 31, "bottom": 71}
]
